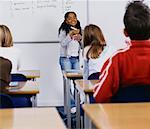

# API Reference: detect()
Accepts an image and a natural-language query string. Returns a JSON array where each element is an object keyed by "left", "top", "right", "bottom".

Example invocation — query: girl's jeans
[{"left": 59, "top": 56, "right": 79, "bottom": 71}]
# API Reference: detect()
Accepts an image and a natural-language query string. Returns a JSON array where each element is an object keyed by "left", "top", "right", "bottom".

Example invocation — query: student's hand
[
  {"left": 69, "top": 29, "right": 80, "bottom": 37},
  {"left": 72, "top": 34, "right": 82, "bottom": 41}
]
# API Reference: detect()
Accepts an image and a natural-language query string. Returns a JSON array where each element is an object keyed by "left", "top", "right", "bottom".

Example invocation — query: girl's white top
[
  {"left": 0, "top": 46, "right": 21, "bottom": 73},
  {"left": 59, "top": 30, "right": 80, "bottom": 57},
  {"left": 83, "top": 45, "right": 117, "bottom": 79}
]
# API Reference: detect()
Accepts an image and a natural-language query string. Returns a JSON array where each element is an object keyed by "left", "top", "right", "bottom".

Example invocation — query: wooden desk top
[
  {"left": 82, "top": 103, "right": 150, "bottom": 129},
  {"left": 75, "top": 79, "right": 99, "bottom": 93},
  {"left": 0, "top": 108, "right": 67, "bottom": 129},
  {"left": 63, "top": 71, "right": 83, "bottom": 79},
  {"left": 6, "top": 81, "right": 39, "bottom": 95},
  {"left": 18, "top": 70, "right": 40, "bottom": 79}
]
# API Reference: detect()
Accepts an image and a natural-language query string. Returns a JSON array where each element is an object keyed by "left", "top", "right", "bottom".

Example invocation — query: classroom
[{"left": 0, "top": 0, "right": 150, "bottom": 129}]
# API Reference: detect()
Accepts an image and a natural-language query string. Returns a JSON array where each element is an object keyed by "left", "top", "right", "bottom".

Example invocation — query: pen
[{"left": 71, "top": 26, "right": 78, "bottom": 31}]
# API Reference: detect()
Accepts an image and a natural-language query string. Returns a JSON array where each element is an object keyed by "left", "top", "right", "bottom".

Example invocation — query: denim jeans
[{"left": 59, "top": 57, "right": 79, "bottom": 71}]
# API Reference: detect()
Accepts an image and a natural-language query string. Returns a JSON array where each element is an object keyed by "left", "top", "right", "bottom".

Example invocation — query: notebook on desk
[
  {"left": 9, "top": 82, "right": 19, "bottom": 86},
  {"left": 8, "top": 82, "right": 20, "bottom": 90}
]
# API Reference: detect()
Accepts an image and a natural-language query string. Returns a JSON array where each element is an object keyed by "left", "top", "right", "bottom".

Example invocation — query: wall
[
  {"left": 15, "top": 43, "right": 64, "bottom": 106},
  {"left": 88, "top": 0, "right": 128, "bottom": 49}
]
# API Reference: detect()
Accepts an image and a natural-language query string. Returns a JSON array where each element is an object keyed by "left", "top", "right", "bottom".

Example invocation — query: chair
[
  {"left": 0, "top": 93, "right": 14, "bottom": 108},
  {"left": 11, "top": 73, "right": 27, "bottom": 82},
  {"left": 88, "top": 72, "right": 100, "bottom": 80},
  {"left": 11, "top": 95, "right": 32, "bottom": 108},
  {"left": 111, "top": 85, "right": 150, "bottom": 103}
]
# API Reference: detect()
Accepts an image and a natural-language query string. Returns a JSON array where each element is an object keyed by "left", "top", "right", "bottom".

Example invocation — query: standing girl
[{"left": 58, "top": 11, "right": 82, "bottom": 71}]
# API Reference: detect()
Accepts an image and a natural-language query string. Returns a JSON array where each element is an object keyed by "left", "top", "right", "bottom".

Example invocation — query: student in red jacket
[{"left": 93, "top": 0, "right": 150, "bottom": 103}]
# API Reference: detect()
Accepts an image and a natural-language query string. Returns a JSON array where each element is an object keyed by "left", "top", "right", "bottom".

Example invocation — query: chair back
[
  {"left": 88, "top": 72, "right": 100, "bottom": 80},
  {"left": 11, "top": 73, "right": 27, "bottom": 82},
  {"left": 0, "top": 57, "right": 12, "bottom": 92},
  {"left": 0, "top": 93, "right": 14, "bottom": 108},
  {"left": 111, "top": 85, "right": 150, "bottom": 103}
]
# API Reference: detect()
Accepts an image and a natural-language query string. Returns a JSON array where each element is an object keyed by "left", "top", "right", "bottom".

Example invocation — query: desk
[
  {"left": 82, "top": 103, "right": 150, "bottom": 129},
  {"left": 63, "top": 71, "right": 83, "bottom": 129},
  {"left": 75, "top": 79, "right": 98, "bottom": 128},
  {"left": 6, "top": 81, "right": 39, "bottom": 107},
  {"left": 0, "top": 108, "right": 67, "bottom": 129},
  {"left": 18, "top": 70, "right": 40, "bottom": 80},
  {"left": 75, "top": 79, "right": 98, "bottom": 102}
]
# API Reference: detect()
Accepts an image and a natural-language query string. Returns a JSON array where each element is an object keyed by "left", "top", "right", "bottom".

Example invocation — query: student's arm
[
  {"left": 82, "top": 46, "right": 90, "bottom": 80},
  {"left": 58, "top": 30, "right": 72, "bottom": 46},
  {"left": 93, "top": 55, "right": 120, "bottom": 103}
]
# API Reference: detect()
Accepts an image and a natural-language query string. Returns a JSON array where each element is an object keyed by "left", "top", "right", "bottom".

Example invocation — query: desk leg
[
  {"left": 84, "top": 112, "right": 92, "bottom": 129},
  {"left": 31, "top": 95, "right": 37, "bottom": 107},
  {"left": 75, "top": 88, "right": 81, "bottom": 129},
  {"left": 84, "top": 94, "right": 91, "bottom": 129},
  {"left": 66, "top": 78, "right": 71, "bottom": 129},
  {"left": 63, "top": 76, "right": 67, "bottom": 114}
]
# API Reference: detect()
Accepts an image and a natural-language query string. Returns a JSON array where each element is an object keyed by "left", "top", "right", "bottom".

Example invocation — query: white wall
[
  {"left": 88, "top": 0, "right": 128, "bottom": 49},
  {"left": 15, "top": 43, "right": 64, "bottom": 106}
]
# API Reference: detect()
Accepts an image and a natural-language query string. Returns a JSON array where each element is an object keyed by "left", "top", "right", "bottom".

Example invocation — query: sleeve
[
  {"left": 58, "top": 30, "right": 72, "bottom": 47},
  {"left": 83, "top": 59, "right": 89, "bottom": 80},
  {"left": 93, "top": 55, "right": 120, "bottom": 103},
  {"left": 82, "top": 46, "right": 90, "bottom": 80}
]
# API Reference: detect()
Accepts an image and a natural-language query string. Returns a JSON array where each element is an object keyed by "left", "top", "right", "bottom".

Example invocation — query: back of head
[
  {"left": 0, "top": 57, "right": 12, "bottom": 92},
  {"left": 83, "top": 24, "right": 106, "bottom": 59},
  {"left": 83, "top": 24, "right": 106, "bottom": 47},
  {"left": 0, "top": 25, "right": 13, "bottom": 47},
  {"left": 123, "top": 0, "right": 150, "bottom": 40}
]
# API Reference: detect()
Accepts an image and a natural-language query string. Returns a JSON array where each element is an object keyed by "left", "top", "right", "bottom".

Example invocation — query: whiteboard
[
  {"left": 0, "top": 0, "right": 87, "bottom": 42},
  {"left": 88, "top": 0, "right": 129, "bottom": 48},
  {"left": 88, "top": 0, "right": 150, "bottom": 48}
]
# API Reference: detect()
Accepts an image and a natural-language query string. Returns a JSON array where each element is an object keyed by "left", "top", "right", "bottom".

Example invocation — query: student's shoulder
[
  {"left": 9, "top": 46, "right": 21, "bottom": 54},
  {"left": 83, "top": 45, "right": 91, "bottom": 59}
]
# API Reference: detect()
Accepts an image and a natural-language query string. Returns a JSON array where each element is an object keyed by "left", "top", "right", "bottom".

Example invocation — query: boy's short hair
[{"left": 123, "top": 1, "right": 150, "bottom": 40}]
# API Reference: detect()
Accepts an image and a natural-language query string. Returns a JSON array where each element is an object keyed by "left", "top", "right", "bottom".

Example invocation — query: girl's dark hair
[
  {"left": 124, "top": 1, "right": 150, "bottom": 40},
  {"left": 83, "top": 24, "right": 106, "bottom": 59},
  {"left": 58, "top": 11, "right": 82, "bottom": 35}
]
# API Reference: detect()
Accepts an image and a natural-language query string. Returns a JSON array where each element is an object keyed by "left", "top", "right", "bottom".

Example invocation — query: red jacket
[{"left": 94, "top": 40, "right": 150, "bottom": 103}]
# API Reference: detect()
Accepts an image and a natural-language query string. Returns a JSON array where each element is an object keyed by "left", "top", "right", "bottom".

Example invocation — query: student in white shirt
[
  {"left": 83, "top": 24, "right": 114, "bottom": 80},
  {"left": 0, "top": 25, "right": 21, "bottom": 73},
  {"left": 58, "top": 11, "right": 82, "bottom": 71}
]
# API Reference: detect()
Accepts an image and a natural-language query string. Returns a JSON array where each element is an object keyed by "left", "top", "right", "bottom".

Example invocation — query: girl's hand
[
  {"left": 72, "top": 34, "right": 82, "bottom": 41},
  {"left": 69, "top": 29, "right": 80, "bottom": 37}
]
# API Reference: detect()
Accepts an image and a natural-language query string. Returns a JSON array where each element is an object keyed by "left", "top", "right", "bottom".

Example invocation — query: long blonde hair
[
  {"left": 83, "top": 24, "right": 106, "bottom": 59},
  {"left": 0, "top": 25, "right": 13, "bottom": 47}
]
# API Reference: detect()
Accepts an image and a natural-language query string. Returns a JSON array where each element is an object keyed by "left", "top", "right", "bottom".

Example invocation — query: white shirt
[
  {"left": 59, "top": 30, "right": 80, "bottom": 57},
  {"left": 0, "top": 46, "right": 21, "bottom": 73},
  {"left": 67, "top": 39, "right": 80, "bottom": 57},
  {"left": 83, "top": 45, "right": 117, "bottom": 79}
]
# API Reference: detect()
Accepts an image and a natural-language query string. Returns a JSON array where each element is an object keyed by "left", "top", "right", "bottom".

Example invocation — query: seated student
[
  {"left": 0, "top": 56, "right": 31, "bottom": 107},
  {"left": 83, "top": 24, "right": 116, "bottom": 80},
  {"left": 0, "top": 57, "right": 12, "bottom": 93},
  {"left": 0, "top": 25, "right": 21, "bottom": 73},
  {"left": 0, "top": 25, "right": 32, "bottom": 107},
  {"left": 93, "top": 1, "right": 150, "bottom": 103}
]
